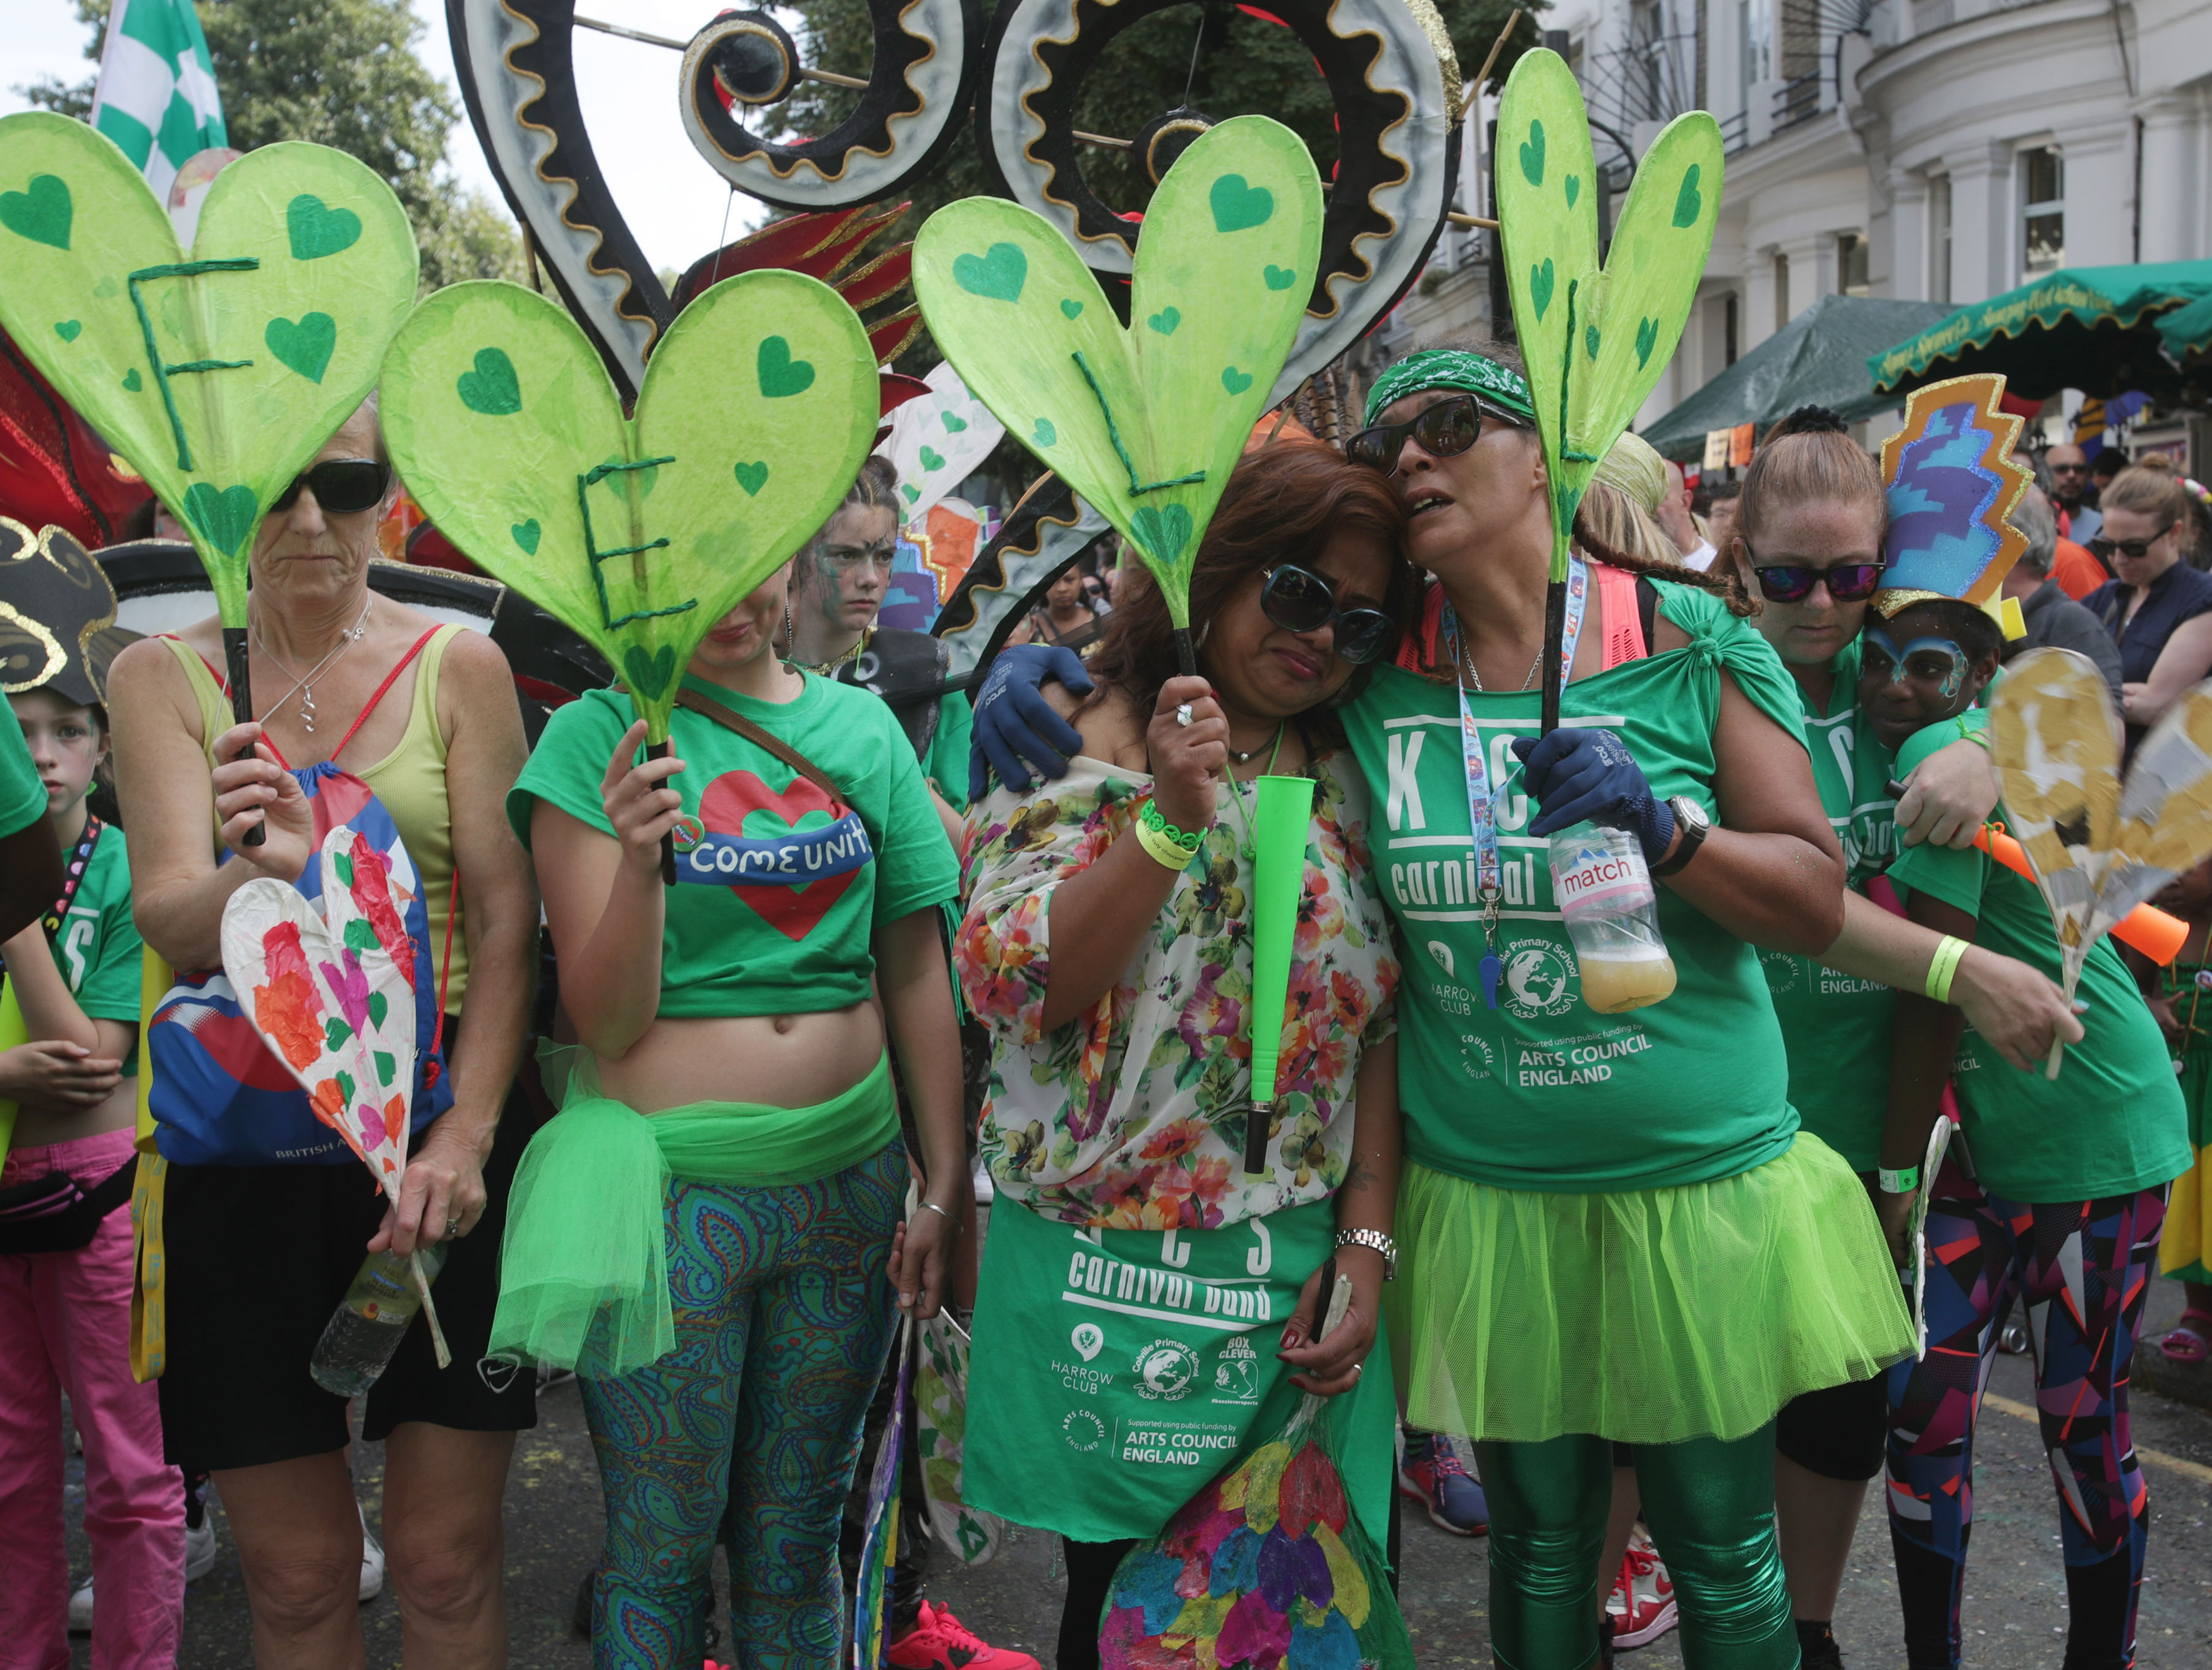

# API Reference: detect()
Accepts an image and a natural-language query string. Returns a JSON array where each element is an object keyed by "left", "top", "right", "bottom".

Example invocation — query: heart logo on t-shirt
[{"left": 696, "top": 769, "right": 860, "bottom": 941}]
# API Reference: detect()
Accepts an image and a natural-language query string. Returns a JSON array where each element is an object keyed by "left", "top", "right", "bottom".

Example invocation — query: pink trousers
[{"left": 0, "top": 1127, "right": 183, "bottom": 1670}]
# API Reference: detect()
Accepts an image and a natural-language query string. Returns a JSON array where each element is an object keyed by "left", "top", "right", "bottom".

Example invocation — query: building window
[
  {"left": 1725, "top": 293, "right": 1739, "bottom": 366},
  {"left": 1774, "top": 252, "right": 1790, "bottom": 330},
  {"left": 1837, "top": 233, "right": 1869, "bottom": 297},
  {"left": 1930, "top": 176, "right": 1952, "bottom": 303},
  {"left": 2020, "top": 147, "right": 2064, "bottom": 279}
]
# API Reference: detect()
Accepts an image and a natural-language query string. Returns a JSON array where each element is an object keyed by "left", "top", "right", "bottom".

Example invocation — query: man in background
[
  {"left": 2001, "top": 486, "right": 2124, "bottom": 695},
  {"left": 2046, "top": 444, "right": 2103, "bottom": 544}
]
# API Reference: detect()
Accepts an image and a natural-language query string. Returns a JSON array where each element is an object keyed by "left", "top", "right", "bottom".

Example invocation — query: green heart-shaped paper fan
[
  {"left": 913, "top": 116, "right": 1321, "bottom": 631},
  {"left": 1495, "top": 51, "right": 1722, "bottom": 581},
  {"left": 0, "top": 112, "right": 418, "bottom": 628},
  {"left": 379, "top": 272, "right": 877, "bottom": 743}
]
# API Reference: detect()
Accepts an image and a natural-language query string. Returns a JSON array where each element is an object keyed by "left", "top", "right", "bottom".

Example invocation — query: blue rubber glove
[
  {"left": 1509, "top": 729, "right": 1676, "bottom": 864},
  {"left": 969, "top": 644, "right": 1096, "bottom": 799}
]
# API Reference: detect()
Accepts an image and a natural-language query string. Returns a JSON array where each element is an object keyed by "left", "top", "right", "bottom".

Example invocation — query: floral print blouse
[{"left": 957, "top": 751, "right": 1399, "bottom": 1230}]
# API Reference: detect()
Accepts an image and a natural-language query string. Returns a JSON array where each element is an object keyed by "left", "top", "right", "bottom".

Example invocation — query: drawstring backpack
[{"left": 143, "top": 629, "right": 456, "bottom": 1165}]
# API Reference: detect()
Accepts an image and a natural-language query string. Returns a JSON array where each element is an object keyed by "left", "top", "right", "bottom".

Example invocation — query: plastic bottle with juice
[{"left": 1548, "top": 822, "right": 1677, "bottom": 1013}]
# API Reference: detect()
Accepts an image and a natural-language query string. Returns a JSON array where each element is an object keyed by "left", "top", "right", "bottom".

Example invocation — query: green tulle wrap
[{"left": 488, "top": 1043, "right": 897, "bottom": 1377}]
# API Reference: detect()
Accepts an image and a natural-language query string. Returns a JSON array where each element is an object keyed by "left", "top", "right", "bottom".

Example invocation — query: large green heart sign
[
  {"left": 379, "top": 272, "right": 877, "bottom": 742},
  {"left": 912, "top": 117, "right": 1322, "bottom": 630},
  {"left": 1494, "top": 51, "right": 1722, "bottom": 581},
  {"left": 0, "top": 113, "right": 418, "bottom": 626}
]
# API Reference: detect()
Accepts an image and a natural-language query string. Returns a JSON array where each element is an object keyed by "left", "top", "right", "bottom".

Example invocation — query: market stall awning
[
  {"left": 1641, "top": 294, "right": 1953, "bottom": 463},
  {"left": 1868, "top": 262, "right": 2212, "bottom": 401},
  {"left": 2160, "top": 292, "right": 2212, "bottom": 374}
]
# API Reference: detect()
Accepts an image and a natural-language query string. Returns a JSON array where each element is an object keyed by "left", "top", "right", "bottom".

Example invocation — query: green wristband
[{"left": 1878, "top": 1166, "right": 1921, "bottom": 1195}]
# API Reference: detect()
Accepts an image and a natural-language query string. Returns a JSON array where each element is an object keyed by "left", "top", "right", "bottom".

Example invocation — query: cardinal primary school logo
[{"left": 674, "top": 769, "right": 873, "bottom": 941}]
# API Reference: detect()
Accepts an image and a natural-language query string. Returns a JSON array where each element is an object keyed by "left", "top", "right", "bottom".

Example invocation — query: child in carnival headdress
[
  {"left": 0, "top": 520, "right": 185, "bottom": 1667},
  {"left": 1868, "top": 377, "right": 2190, "bottom": 1670}
]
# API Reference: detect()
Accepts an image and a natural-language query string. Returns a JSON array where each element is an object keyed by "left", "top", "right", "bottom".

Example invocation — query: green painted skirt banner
[{"left": 963, "top": 1195, "right": 1395, "bottom": 1547}]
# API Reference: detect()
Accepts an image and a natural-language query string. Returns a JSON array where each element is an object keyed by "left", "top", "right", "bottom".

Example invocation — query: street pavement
[{"left": 62, "top": 1280, "right": 2212, "bottom": 1667}]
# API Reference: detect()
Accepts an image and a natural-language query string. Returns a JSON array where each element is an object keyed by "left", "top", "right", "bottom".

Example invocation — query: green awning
[
  {"left": 1641, "top": 294, "right": 1953, "bottom": 463},
  {"left": 2160, "top": 292, "right": 2212, "bottom": 372},
  {"left": 1868, "top": 262, "right": 2212, "bottom": 399}
]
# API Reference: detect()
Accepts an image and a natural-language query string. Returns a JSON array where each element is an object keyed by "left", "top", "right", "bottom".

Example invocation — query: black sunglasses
[
  {"left": 1346, "top": 395, "right": 1487, "bottom": 476},
  {"left": 1261, "top": 564, "right": 1394, "bottom": 665},
  {"left": 2089, "top": 522, "right": 2175, "bottom": 562},
  {"left": 270, "top": 458, "right": 391, "bottom": 515},
  {"left": 1746, "top": 548, "right": 1885, "bottom": 603}
]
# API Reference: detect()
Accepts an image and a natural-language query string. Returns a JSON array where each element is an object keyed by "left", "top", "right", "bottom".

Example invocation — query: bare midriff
[
  {"left": 13, "top": 1077, "right": 138, "bottom": 1149},
  {"left": 593, "top": 1000, "right": 887, "bottom": 1116}
]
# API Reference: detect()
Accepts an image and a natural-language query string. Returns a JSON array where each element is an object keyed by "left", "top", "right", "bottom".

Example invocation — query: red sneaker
[
  {"left": 884, "top": 1602, "right": 1042, "bottom": 1670},
  {"left": 1605, "top": 1530, "right": 1679, "bottom": 1649}
]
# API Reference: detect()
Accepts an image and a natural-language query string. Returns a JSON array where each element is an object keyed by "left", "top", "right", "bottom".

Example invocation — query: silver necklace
[
  {"left": 1461, "top": 638, "right": 1544, "bottom": 693},
  {"left": 253, "top": 596, "right": 372, "bottom": 732}
]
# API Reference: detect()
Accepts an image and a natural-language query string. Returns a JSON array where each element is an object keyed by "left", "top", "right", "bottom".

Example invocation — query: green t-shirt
[
  {"left": 925, "top": 691, "right": 973, "bottom": 813},
  {"left": 56, "top": 825, "right": 143, "bottom": 1074},
  {"left": 0, "top": 722, "right": 44, "bottom": 838},
  {"left": 1887, "top": 723, "right": 2189, "bottom": 1203},
  {"left": 1342, "top": 581, "right": 1806, "bottom": 1193},
  {"left": 510, "top": 672, "right": 960, "bottom": 1020},
  {"left": 1760, "top": 640, "right": 1899, "bottom": 1171}
]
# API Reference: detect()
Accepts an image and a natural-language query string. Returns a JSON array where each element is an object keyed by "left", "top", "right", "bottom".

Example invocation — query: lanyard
[
  {"left": 0, "top": 814, "right": 100, "bottom": 981},
  {"left": 1445, "top": 558, "right": 1589, "bottom": 1009}
]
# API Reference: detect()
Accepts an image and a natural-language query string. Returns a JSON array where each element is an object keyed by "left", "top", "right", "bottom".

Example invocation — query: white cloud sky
[{"left": 3, "top": 1, "right": 771, "bottom": 275}]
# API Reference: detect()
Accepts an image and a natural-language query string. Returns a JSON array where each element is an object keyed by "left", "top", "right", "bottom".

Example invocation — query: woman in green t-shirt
[
  {"left": 497, "top": 519, "right": 971, "bottom": 1666},
  {"left": 1868, "top": 596, "right": 2186, "bottom": 1670},
  {"left": 1723, "top": 408, "right": 2082, "bottom": 1667},
  {"left": 1338, "top": 344, "right": 1912, "bottom": 1669}
]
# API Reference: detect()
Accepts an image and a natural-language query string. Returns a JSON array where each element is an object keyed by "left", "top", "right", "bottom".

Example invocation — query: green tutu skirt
[{"left": 1387, "top": 1131, "right": 1912, "bottom": 1446}]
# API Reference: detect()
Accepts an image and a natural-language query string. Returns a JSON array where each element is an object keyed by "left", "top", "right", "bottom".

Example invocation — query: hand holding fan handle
[
  {"left": 220, "top": 627, "right": 267, "bottom": 849},
  {"left": 643, "top": 741, "right": 678, "bottom": 886}
]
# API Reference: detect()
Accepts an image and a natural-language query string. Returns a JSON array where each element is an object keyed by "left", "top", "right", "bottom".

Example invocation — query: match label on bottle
[{"left": 1550, "top": 838, "right": 1656, "bottom": 916}]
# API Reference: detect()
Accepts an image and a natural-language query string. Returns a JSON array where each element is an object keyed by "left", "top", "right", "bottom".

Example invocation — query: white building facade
[{"left": 1376, "top": 0, "right": 2212, "bottom": 428}]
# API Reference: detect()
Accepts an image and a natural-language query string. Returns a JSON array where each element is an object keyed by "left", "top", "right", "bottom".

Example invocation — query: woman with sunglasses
[
  {"left": 955, "top": 442, "right": 1412, "bottom": 1670},
  {"left": 106, "top": 401, "right": 543, "bottom": 1664},
  {"left": 1722, "top": 407, "right": 2082, "bottom": 1669},
  {"left": 1322, "top": 347, "right": 1920, "bottom": 1669},
  {"left": 2080, "top": 466, "right": 2212, "bottom": 735}
]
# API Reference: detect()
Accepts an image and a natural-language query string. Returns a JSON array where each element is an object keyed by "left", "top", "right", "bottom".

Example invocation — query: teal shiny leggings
[{"left": 1477, "top": 1425, "right": 1796, "bottom": 1670}]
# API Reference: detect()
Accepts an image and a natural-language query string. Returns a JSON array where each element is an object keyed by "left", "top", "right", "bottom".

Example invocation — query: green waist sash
[{"left": 489, "top": 1044, "right": 898, "bottom": 1377}]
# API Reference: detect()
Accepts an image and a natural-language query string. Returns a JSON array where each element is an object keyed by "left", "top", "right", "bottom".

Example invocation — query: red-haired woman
[{"left": 956, "top": 444, "right": 1413, "bottom": 1670}]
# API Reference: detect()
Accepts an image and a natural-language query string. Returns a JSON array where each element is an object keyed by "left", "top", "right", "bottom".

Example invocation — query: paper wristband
[
  {"left": 1924, "top": 935, "right": 1970, "bottom": 1005},
  {"left": 1134, "top": 818, "right": 1200, "bottom": 872},
  {"left": 1880, "top": 1166, "right": 1921, "bottom": 1194}
]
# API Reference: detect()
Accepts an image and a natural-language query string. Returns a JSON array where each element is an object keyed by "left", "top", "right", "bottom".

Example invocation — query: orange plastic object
[{"left": 1972, "top": 826, "right": 2189, "bottom": 965}]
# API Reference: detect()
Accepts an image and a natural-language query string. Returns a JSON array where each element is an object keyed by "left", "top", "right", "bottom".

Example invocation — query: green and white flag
[{"left": 87, "top": 0, "right": 226, "bottom": 203}]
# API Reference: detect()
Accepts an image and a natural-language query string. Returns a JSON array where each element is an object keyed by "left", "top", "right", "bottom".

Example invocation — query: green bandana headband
[{"left": 1363, "top": 349, "right": 1536, "bottom": 428}]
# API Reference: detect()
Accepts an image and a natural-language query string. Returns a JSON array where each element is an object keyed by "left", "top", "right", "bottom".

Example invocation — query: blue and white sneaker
[{"left": 1397, "top": 1427, "right": 1488, "bottom": 1535}]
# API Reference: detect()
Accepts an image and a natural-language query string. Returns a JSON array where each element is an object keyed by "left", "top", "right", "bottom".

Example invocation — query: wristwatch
[
  {"left": 1335, "top": 1227, "right": 1397, "bottom": 1280},
  {"left": 1651, "top": 796, "right": 1711, "bottom": 878}
]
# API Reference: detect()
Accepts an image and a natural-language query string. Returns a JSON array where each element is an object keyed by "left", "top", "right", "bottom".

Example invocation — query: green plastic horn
[
  {"left": 1243, "top": 773, "right": 1318, "bottom": 1173},
  {"left": 0, "top": 113, "right": 420, "bottom": 733},
  {"left": 1493, "top": 51, "right": 1723, "bottom": 730},
  {"left": 911, "top": 116, "right": 1322, "bottom": 674}
]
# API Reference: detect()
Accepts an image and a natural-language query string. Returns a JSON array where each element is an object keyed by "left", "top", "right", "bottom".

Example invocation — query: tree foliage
[{"left": 21, "top": 0, "right": 523, "bottom": 291}]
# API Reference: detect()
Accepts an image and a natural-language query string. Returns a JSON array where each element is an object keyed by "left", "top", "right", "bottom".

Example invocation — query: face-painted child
[{"left": 1855, "top": 599, "right": 2005, "bottom": 754}]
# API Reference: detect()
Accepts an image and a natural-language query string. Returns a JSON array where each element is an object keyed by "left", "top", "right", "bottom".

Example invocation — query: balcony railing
[
  {"left": 1718, "top": 109, "right": 1749, "bottom": 155},
  {"left": 1773, "top": 71, "right": 1822, "bottom": 133}
]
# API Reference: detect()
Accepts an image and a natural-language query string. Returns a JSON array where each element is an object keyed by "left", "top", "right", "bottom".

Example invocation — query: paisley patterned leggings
[
  {"left": 1884, "top": 1180, "right": 2166, "bottom": 1670},
  {"left": 578, "top": 1143, "right": 905, "bottom": 1670}
]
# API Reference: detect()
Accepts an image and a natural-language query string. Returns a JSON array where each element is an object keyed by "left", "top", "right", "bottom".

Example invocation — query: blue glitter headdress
[{"left": 1873, "top": 373, "right": 2032, "bottom": 638}]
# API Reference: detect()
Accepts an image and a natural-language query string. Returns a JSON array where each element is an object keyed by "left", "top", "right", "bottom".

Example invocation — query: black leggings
[{"left": 1059, "top": 1539, "right": 1138, "bottom": 1670}]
